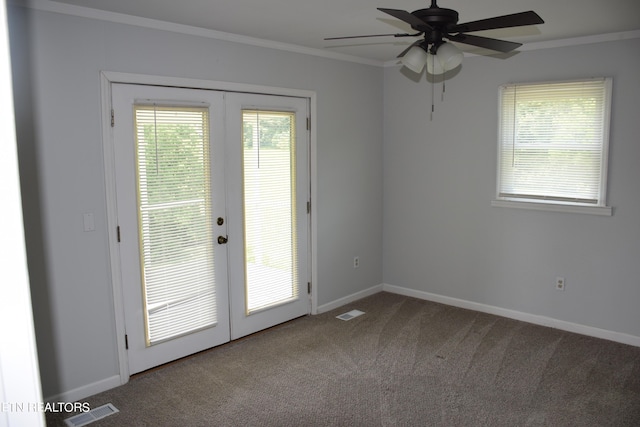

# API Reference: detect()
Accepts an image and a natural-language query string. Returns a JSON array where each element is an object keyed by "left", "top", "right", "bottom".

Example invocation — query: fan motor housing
[{"left": 412, "top": 7, "right": 459, "bottom": 28}]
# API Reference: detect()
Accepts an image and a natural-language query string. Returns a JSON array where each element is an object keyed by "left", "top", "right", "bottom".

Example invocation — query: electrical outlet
[
  {"left": 353, "top": 256, "right": 360, "bottom": 269},
  {"left": 555, "top": 277, "right": 565, "bottom": 291}
]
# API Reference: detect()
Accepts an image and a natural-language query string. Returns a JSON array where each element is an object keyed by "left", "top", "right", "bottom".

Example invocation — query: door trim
[{"left": 100, "top": 71, "right": 318, "bottom": 385}]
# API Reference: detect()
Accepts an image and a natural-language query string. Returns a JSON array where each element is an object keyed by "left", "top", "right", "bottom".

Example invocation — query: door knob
[{"left": 217, "top": 235, "right": 228, "bottom": 244}]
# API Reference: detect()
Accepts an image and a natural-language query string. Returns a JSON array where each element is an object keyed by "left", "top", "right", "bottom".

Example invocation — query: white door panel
[
  {"left": 225, "top": 93, "right": 310, "bottom": 339},
  {"left": 113, "top": 84, "right": 229, "bottom": 374}
]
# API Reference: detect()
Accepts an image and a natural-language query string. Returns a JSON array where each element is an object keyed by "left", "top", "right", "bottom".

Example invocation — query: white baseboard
[
  {"left": 382, "top": 283, "right": 640, "bottom": 348},
  {"left": 316, "top": 284, "right": 383, "bottom": 314},
  {"left": 45, "top": 375, "right": 123, "bottom": 403}
]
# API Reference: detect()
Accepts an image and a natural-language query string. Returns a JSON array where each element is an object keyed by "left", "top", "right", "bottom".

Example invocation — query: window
[
  {"left": 134, "top": 104, "right": 218, "bottom": 346},
  {"left": 493, "top": 78, "right": 612, "bottom": 215}
]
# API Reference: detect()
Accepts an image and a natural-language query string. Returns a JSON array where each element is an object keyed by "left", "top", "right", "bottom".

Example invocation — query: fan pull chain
[
  {"left": 512, "top": 86, "right": 517, "bottom": 167},
  {"left": 431, "top": 77, "right": 435, "bottom": 121},
  {"left": 430, "top": 54, "right": 435, "bottom": 121},
  {"left": 257, "top": 111, "right": 261, "bottom": 169},
  {"left": 153, "top": 103, "right": 159, "bottom": 176}
]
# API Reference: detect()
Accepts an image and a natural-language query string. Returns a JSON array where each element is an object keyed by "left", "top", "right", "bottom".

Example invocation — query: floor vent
[
  {"left": 336, "top": 309, "right": 365, "bottom": 321},
  {"left": 65, "top": 403, "right": 119, "bottom": 427}
]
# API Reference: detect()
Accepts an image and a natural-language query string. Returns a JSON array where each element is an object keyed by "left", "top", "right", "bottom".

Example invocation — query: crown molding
[
  {"left": 519, "top": 29, "right": 640, "bottom": 52},
  {"left": 10, "top": 0, "right": 384, "bottom": 67}
]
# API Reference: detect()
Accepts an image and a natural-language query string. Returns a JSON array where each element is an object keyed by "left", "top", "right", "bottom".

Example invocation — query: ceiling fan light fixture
[
  {"left": 401, "top": 45, "right": 429, "bottom": 74},
  {"left": 436, "top": 42, "right": 463, "bottom": 71}
]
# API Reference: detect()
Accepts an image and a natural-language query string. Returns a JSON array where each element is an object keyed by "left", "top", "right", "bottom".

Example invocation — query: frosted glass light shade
[
  {"left": 426, "top": 53, "right": 444, "bottom": 75},
  {"left": 401, "top": 46, "right": 429, "bottom": 74},
  {"left": 436, "top": 42, "right": 463, "bottom": 71}
]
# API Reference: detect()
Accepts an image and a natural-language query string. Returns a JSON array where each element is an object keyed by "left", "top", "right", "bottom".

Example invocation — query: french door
[{"left": 112, "top": 84, "right": 310, "bottom": 375}]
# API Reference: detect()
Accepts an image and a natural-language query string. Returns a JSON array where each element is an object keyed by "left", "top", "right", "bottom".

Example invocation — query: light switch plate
[{"left": 83, "top": 212, "right": 95, "bottom": 232}]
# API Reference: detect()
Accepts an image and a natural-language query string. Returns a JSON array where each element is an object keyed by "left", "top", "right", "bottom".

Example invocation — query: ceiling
[{"left": 38, "top": 0, "right": 640, "bottom": 63}]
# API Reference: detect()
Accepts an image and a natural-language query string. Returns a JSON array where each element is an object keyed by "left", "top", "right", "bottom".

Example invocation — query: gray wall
[
  {"left": 383, "top": 38, "right": 640, "bottom": 338},
  {"left": 8, "top": 6, "right": 383, "bottom": 399}
]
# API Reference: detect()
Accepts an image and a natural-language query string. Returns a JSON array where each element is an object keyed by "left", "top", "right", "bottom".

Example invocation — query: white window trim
[{"left": 493, "top": 77, "right": 613, "bottom": 216}]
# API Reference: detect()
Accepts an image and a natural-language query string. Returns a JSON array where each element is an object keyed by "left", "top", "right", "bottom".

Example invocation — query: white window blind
[
  {"left": 134, "top": 105, "right": 217, "bottom": 346},
  {"left": 497, "top": 78, "right": 611, "bottom": 207},
  {"left": 242, "top": 110, "right": 298, "bottom": 314}
]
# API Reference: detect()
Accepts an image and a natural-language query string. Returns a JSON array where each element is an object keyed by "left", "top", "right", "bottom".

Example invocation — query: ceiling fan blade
[
  {"left": 377, "top": 8, "right": 433, "bottom": 31},
  {"left": 447, "top": 33, "right": 522, "bottom": 53},
  {"left": 397, "top": 40, "right": 423, "bottom": 58},
  {"left": 448, "top": 11, "right": 543, "bottom": 34},
  {"left": 325, "top": 32, "right": 419, "bottom": 41}
]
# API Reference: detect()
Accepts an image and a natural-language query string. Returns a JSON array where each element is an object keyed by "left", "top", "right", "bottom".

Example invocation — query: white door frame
[{"left": 100, "top": 71, "right": 318, "bottom": 385}]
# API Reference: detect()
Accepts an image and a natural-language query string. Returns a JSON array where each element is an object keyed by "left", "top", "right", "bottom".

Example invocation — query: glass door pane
[
  {"left": 242, "top": 110, "right": 298, "bottom": 314},
  {"left": 134, "top": 105, "right": 217, "bottom": 345}
]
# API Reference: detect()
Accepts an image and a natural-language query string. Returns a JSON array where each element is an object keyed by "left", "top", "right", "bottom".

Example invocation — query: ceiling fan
[{"left": 326, "top": 0, "right": 544, "bottom": 74}]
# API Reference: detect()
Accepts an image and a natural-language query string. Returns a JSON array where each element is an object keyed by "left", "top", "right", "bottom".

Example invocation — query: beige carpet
[{"left": 47, "top": 292, "right": 640, "bottom": 426}]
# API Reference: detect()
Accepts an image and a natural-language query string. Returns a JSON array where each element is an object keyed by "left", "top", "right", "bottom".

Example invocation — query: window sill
[{"left": 491, "top": 199, "right": 612, "bottom": 216}]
